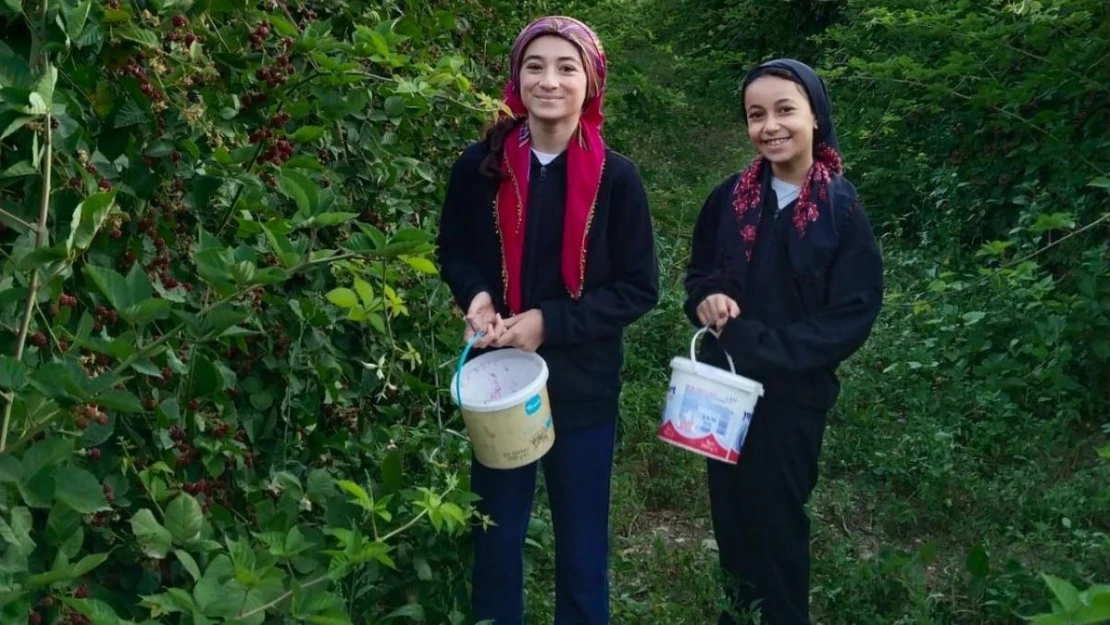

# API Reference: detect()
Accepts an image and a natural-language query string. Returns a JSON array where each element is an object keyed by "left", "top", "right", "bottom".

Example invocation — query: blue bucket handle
[{"left": 454, "top": 330, "right": 486, "bottom": 407}]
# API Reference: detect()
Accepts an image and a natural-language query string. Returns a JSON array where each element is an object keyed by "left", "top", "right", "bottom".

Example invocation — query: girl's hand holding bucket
[
  {"left": 466, "top": 291, "right": 506, "bottom": 349},
  {"left": 494, "top": 309, "right": 545, "bottom": 352},
  {"left": 696, "top": 293, "right": 741, "bottom": 331}
]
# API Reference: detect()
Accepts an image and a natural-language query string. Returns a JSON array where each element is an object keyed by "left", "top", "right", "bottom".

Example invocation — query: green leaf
[
  {"left": 131, "top": 509, "right": 173, "bottom": 559},
  {"left": 1030, "top": 212, "right": 1076, "bottom": 234},
  {"left": 230, "top": 260, "right": 257, "bottom": 284},
  {"left": 22, "top": 437, "right": 73, "bottom": 479},
  {"left": 120, "top": 26, "right": 160, "bottom": 49},
  {"left": 83, "top": 265, "right": 129, "bottom": 310},
  {"left": 19, "top": 468, "right": 57, "bottom": 508},
  {"left": 47, "top": 502, "right": 84, "bottom": 558},
  {"left": 73, "top": 552, "right": 109, "bottom": 577},
  {"left": 1088, "top": 177, "right": 1110, "bottom": 190},
  {"left": 159, "top": 398, "right": 180, "bottom": 422},
  {"left": 326, "top": 288, "right": 359, "bottom": 309},
  {"left": 1098, "top": 445, "right": 1110, "bottom": 461},
  {"left": 63, "top": 0, "right": 92, "bottom": 41},
  {"left": 414, "top": 557, "right": 432, "bottom": 581},
  {"left": 192, "top": 355, "right": 224, "bottom": 396},
  {"left": 119, "top": 298, "right": 172, "bottom": 326},
  {"left": 1042, "top": 574, "right": 1082, "bottom": 612},
  {"left": 36, "top": 63, "right": 57, "bottom": 105},
  {"left": 190, "top": 175, "right": 223, "bottom": 212},
  {"left": 204, "top": 308, "right": 249, "bottom": 338},
  {"left": 195, "top": 249, "right": 234, "bottom": 286},
  {"left": 62, "top": 598, "right": 128, "bottom": 624},
  {"left": 193, "top": 555, "right": 235, "bottom": 611},
  {"left": 55, "top": 466, "right": 111, "bottom": 513},
  {"left": 382, "top": 449, "right": 402, "bottom": 494},
  {"left": 966, "top": 545, "right": 989, "bottom": 578},
  {"left": 165, "top": 494, "right": 204, "bottom": 543},
  {"left": 278, "top": 171, "right": 319, "bottom": 215},
  {"left": 125, "top": 263, "right": 154, "bottom": 303},
  {"left": 403, "top": 255, "right": 438, "bottom": 275},
  {"left": 1, "top": 115, "right": 34, "bottom": 140},
  {"left": 114, "top": 98, "right": 148, "bottom": 128},
  {"left": 1, "top": 160, "right": 39, "bottom": 178},
  {"left": 96, "top": 388, "right": 143, "bottom": 413},
  {"left": 283, "top": 154, "right": 325, "bottom": 170},
  {"left": 291, "top": 126, "right": 326, "bottom": 142},
  {"left": 30, "top": 361, "right": 93, "bottom": 402},
  {"left": 175, "top": 549, "right": 202, "bottom": 581},
  {"left": 16, "top": 243, "right": 69, "bottom": 271},
  {"left": 306, "top": 469, "right": 334, "bottom": 502},
  {"left": 961, "top": 311, "right": 986, "bottom": 325},
  {"left": 0, "top": 355, "right": 27, "bottom": 390},
  {"left": 0, "top": 455, "right": 21, "bottom": 483},
  {"left": 336, "top": 480, "right": 373, "bottom": 510},
  {"left": 0, "top": 507, "right": 35, "bottom": 559},
  {"left": 386, "top": 604, "right": 425, "bottom": 622},
  {"left": 0, "top": 43, "right": 32, "bottom": 87},
  {"left": 250, "top": 390, "right": 273, "bottom": 411},
  {"left": 67, "top": 191, "right": 117, "bottom": 253}
]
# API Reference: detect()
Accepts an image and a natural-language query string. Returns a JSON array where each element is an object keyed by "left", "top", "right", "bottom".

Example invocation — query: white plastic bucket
[
  {"left": 450, "top": 337, "right": 554, "bottom": 470},
  {"left": 658, "top": 327, "right": 765, "bottom": 464}
]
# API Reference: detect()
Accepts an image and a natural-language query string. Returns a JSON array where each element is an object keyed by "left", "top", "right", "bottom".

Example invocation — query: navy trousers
[
  {"left": 470, "top": 419, "right": 617, "bottom": 625},
  {"left": 707, "top": 398, "right": 827, "bottom": 625}
]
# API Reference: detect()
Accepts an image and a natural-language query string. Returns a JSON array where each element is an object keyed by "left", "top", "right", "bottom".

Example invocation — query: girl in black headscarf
[{"left": 683, "top": 59, "right": 884, "bottom": 624}]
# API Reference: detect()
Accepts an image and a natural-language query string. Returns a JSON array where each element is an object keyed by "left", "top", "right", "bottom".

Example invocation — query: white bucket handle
[{"left": 690, "top": 326, "right": 736, "bottom": 375}]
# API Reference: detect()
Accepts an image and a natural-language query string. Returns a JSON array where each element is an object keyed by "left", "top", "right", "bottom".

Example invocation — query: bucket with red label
[{"left": 658, "top": 327, "right": 764, "bottom": 464}]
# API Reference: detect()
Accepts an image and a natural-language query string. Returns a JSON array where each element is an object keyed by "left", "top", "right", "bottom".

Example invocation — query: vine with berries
[{"left": 0, "top": 0, "right": 551, "bottom": 623}]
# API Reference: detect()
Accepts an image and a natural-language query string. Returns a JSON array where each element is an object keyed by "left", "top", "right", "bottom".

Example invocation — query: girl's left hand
[{"left": 493, "top": 309, "right": 545, "bottom": 352}]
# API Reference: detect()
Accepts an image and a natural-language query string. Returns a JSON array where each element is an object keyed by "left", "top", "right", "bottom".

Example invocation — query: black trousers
[{"left": 707, "top": 398, "right": 827, "bottom": 625}]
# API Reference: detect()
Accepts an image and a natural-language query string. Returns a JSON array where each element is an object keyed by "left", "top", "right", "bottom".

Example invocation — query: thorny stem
[{"left": 1, "top": 110, "right": 53, "bottom": 454}]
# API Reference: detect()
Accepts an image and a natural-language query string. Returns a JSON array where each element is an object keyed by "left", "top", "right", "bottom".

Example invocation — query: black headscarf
[
  {"left": 741, "top": 58, "right": 839, "bottom": 152},
  {"left": 723, "top": 58, "right": 859, "bottom": 286}
]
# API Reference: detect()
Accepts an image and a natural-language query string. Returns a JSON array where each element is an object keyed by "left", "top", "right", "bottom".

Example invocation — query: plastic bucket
[
  {"left": 450, "top": 335, "right": 555, "bottom": 470},
  {"left": 658, "top": 327, "right": 765, "bottom": 464}
]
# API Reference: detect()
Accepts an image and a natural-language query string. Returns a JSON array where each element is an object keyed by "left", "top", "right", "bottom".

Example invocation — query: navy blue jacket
[
  {"left": 684, "top": 175, "right": 884, "bottom": 412},
  {"left": 436, "top": 141, "right": 660, "bottom": 428}
]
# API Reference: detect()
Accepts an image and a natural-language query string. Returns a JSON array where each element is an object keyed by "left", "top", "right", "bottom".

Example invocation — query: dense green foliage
[
  {"left": 1, "top": 0, "right": 1107, "bottom": 624},
  {"left": 0, "top": 1, "right": 555, "bottom": 623}
]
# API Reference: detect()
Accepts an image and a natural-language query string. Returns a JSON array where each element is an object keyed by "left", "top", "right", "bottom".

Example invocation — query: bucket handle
[
  {"left": 454, "top": 330, "right": 486, "bottom": 406},
  {"left": 690, "top": 326, "right": 736, "bottom": 375}
]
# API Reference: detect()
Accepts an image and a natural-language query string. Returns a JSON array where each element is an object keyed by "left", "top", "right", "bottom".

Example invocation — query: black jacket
[
  {"left": 684, "top": 175, "right": 883, "bottom": 412},
  {"left": 436, "top": 141, "right": 660, "bottom": 429}
]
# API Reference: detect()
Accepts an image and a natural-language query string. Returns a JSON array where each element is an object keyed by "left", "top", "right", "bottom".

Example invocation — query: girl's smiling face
[
  {"left": 518, "top": 35, "right": 589, "bottom": 124},
  {"left": 744, "top": 74, "right": 817, "bottom": 176}
]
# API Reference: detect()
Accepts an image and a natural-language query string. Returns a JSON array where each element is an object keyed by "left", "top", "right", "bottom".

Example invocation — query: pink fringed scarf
[{"left": 730, "top": 144, "right": 844, "bottom": 261}]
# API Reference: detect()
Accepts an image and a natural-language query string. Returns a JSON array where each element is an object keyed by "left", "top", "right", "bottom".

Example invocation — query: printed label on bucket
[
  {"left": 659, "top": 382, "right": 753, "bottom": 463},
  {"left": 525, "top": 394, "right": 543, "bottom": 416}
]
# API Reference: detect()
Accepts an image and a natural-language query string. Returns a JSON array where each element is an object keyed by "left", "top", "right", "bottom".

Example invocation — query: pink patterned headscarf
[
  {"left": 507, "top": 16, "right": 607, "bottom": 103},
  {"left": 495, "top": 16, "right": 608, "bottom": 314}
]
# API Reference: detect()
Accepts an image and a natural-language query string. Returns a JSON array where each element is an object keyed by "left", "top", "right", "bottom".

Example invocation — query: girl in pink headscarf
[{"left": 435, "top": 15, "right": 659, "bottom": 625}]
